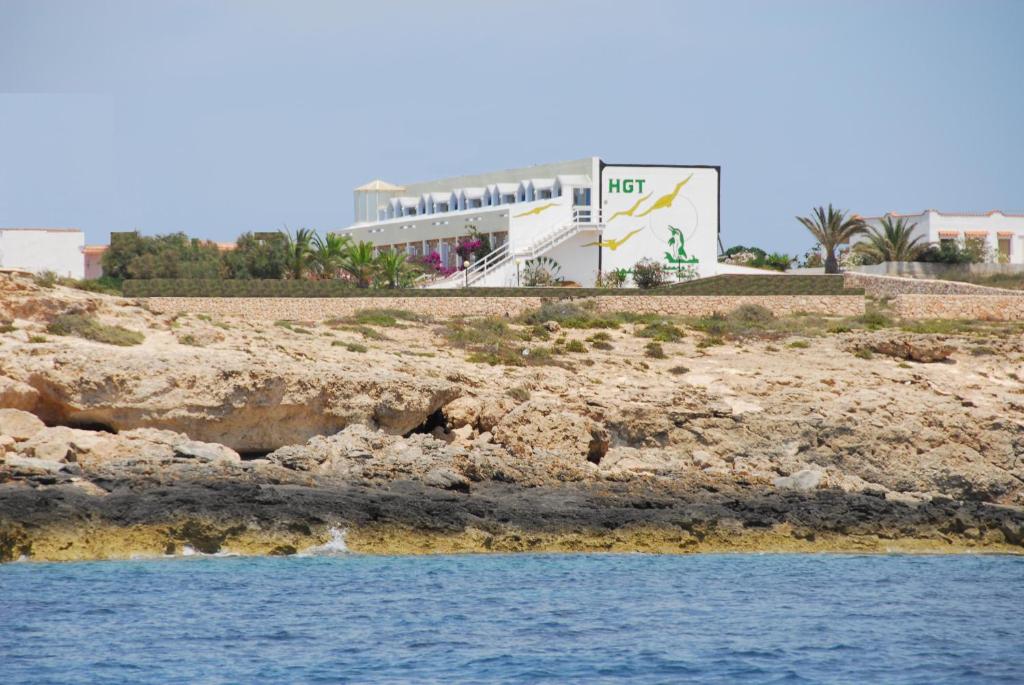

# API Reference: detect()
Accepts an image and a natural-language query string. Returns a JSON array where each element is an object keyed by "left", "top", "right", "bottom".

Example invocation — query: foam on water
[{"left": 298, "top": 527, "right": 350, "bottom": 556}]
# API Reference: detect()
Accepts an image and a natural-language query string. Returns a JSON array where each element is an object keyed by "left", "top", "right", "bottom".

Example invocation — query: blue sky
[{"left": 1, "top": 0, "right": 1021, "bottom": 254}]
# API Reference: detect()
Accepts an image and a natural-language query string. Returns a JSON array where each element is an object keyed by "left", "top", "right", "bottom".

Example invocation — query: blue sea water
[{"left": 1, "top": 552, "right": 1022, "bottom": 684}]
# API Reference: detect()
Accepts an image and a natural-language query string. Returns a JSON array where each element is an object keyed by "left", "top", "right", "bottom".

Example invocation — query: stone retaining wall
[
  {"left": 894, "top": 295, "right": 1024, "bottom": 321},
  {"left": 143, "top": 295, "right": 864, "bottom": 321},
  {"left": 844, "top": 271, "right": 1022, "bottom": 298}
]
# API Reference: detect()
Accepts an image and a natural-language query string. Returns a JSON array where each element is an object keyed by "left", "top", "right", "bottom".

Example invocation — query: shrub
[
  {"left": 508, "top": 385, "right": 530, "bottom": 402},
  {"left": 564, "top": 339, "right": 587, "bottom": 353},
  {"left": 591, "top": 340, "right": 613, "bottom": 351},
  {"left": 644, "top": 341, "right": 666, "bottom": 359},
  {"left": 697, "top": 335, "right": 724, "bottom": 349},
  {"left": 859, "top": 310, "right": 892, "bottom": 330},
  {"left": 0, "top": 321, "right": 15, "bottom": 333},
  {"left": 32, "top": 271, "right": 58, "bottom": 288},
  {"left": 521, "top": 256, "right": 562, "bottom": 286},
  {"left": 854, "top": 348, "right": 874, "bottom": 360},
  {"left": 179, "top": 334, "right": 203, "bottom": 347},
  {"left": 441, "top": 317, "right": 563, "bottom": 367},
  {"left": 521, "top": 301, "right": 620, "bottom": 329},
  {"left": 587, "top": 331, "right": 612, "bottom": 342},
  {"left": 729, "top": 304, "right": 774, "bottom": 324},
  {"left": 46, "top": 315, "right": 144, "bottom": 346},
  {"left": 351, "top": 308, "right": 423, "bottom": 327},
  {"left": 632, "top": 259, "right": 669, "bottom": 289},
  {"left": 61, "top": 276, "right": 123, "bottom": 295},
  {"left": 636, "top": 320, "right": 685, "bottom": 342},
  {"left": 28, "top": 335, "right": 48, "bottom": 343},
  {"left": 669, "top": 365, "right": 690, "bottom": 375},
  {"left": 787, "top": 340, "right": 810, "bottom": 349},
  {"left": 341, "top": 341, "right": 368, "bottom": 353}
]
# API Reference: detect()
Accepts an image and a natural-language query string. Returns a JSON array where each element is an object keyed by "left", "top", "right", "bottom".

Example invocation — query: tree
[
  {"left": 102, "top": 231, "right": 222, "bottom": 279},
  {"left": 631, "top": 258, "right": 668, "bottom": 289},
  {"left": 853, "top": 216, "right": 926, "bottom": 264},
  {"left": 341, "top": 240, "right": 377, "bottom": 288},
  {"left": 312, "top": 233, "right": 351, "bottom": 279},
  {"left": 280, "top": 228, "right": 316, "bottom": 280},
  {"left": 796, "top": 205, "right": 866, "bottom": 274},
  {"left": 223, "top": 232, "right": 290, "bottom": 279},
  {"left": 375, "top": 249, "right": 415, "bottom": 288}
]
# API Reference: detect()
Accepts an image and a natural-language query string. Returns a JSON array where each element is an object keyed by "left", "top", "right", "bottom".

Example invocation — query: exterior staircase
[{"left": 425, "top": 208, "right": 602, "bottom": 289}]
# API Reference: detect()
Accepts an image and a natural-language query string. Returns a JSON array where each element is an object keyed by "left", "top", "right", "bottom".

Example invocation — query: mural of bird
[
  {"left": 606, "top": 194, "right": 652, "bottom": 222},
  {"left": 514, "top": 202, "right": 557, "bottom": 218},
  {"left": 632, "top": 175, "right": 693, "bottom": 219},
  {"left": 583, "top": 228, "right": 644, "bottom": 251}
]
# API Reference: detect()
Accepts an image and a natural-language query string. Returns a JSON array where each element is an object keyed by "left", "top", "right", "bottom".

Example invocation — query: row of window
[{"left": 379, "top": 183, "right": 592, "bottom": 220}]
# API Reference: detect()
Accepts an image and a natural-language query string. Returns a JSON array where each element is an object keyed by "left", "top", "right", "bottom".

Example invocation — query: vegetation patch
[
  {"left": 635, "top": 320, "right": 685, "bottom": 342},
  {"left": 644, "top": 342, "right": 667, "bottom": 359},
  {"left": 331, "top": 341, "right": 368, "bottom": 353},
  {"left": 46, "top": 315, "right": 144, "bottom": 346},
  {"left": 441, "top": 317, "right": 564, "bottom": 367},
  {"left": 350, "top": 308, "right": 426, "bottom": 327},
  {"left": 787, "top": 340, "right": 810, "bottom": 349},
  {"left": 669, "top": 365, "right": 690, "bottom": 375},
  {"left": 564, "top": 339, "right": 587, "bottom": 353}
]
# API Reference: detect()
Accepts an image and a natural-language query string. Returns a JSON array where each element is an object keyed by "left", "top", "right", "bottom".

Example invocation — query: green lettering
[
  {"left": 636, "top": 179, "right": 645, "bottom": 193},
  {"left": 623, "top": 179, "right": 634, "bottom": 193},
  {"left": 608, "top": 178, "right": 620, "bottom": 193}
]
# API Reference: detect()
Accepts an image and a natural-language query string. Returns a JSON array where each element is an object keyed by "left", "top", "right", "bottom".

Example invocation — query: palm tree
[
  {"left": 375, "top": 249, "right": 413, "bottom": 289},
  {"left": 280, "top": 227, "right": 316, "bottom": 280},
  {"left": 853, "top": 216, "right": 926, "bottom": 264},
  {"left": 796, "top": 205, "right": 866, "bottom": 274},
  {"left": 312, "top": 233, "right": 351, "bottom": 279},
  {"left": 341, "top": 240, "right": 377, "bottom": 288}
]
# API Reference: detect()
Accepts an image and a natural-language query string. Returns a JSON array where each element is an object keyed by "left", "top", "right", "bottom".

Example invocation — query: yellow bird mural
[
  {"left": 514, "top": 202, "right": 557, "bottom": 218},
  {"left": 632, "top": 175, "right": 693, "bottom": 219},
  {"left": 606, "top": 194, "right": 651, "bottom": 222},
  {"left": 583, "top": 228, "right": 644, "bottom": 251}
]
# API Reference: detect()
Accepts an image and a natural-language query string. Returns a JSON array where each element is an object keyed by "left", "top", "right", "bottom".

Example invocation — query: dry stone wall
[
  {"left": 844, "top": 272, "right": 1023, "bottom": 298},
  {"left": 142, "top": 295, "right": 864, "bottom": 321},
  {"left": 894, "top": 295, "right": 1024, "bottom": 321}
]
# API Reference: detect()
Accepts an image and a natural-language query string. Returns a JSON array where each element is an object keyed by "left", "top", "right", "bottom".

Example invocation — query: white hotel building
[
  {"left": 335, "top": 157, "right": 721, "bottom": 287},
  {"left": 860, "top": 210, "right": 1024, "bottom": 264}
]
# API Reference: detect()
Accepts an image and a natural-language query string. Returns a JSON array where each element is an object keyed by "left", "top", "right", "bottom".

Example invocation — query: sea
[{"left": 1, "top": 545, "right": 1022, "bottom": 684}]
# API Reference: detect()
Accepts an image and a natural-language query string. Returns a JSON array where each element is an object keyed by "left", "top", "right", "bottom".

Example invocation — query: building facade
[
  {"left": 0, "top": 228, "right": 85, "bottom": 279},
  {"left": 860, "top": 210, "right": 1024, "bottom": 264},
  {"left": 336, "top": 157, "right": 720, "bottom": 287}
]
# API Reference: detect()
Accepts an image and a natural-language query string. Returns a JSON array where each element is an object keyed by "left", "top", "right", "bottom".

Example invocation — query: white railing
[{"left": 423, "top": 206, "right": 603, "bottom": 288}]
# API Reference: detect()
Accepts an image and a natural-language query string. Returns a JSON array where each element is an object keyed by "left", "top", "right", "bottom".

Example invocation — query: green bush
[
  {"left": 729, "top": 304, "right": 775, "bottom": 324},
  {"left": 564, "top": 339, "right": 587, "bottom": 353},
  {"left": 636, "top": 320, "right": 685, "bottom": 342},
  {"left": 632, "top": 259, "right": 669, "bottom": 289},
  {"left": 644, "top": 341, "right": 667, "bottom": 358},
  {"left": 787, "top": 340, "right": 810, "bottom": 349},
  {"left": 46, "top": 315, "right": 144, "bottom": 346}
]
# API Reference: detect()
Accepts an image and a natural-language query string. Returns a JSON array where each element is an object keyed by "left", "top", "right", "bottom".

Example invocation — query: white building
[
  {"left": 336, "top": 157, "right": 721, "bottom": 287},
  {"left": 860, "top": 210, "right": 1024, "bottom": 264},
  {"left": 0, "top": 228, "right": 85, "bottom": 279}
]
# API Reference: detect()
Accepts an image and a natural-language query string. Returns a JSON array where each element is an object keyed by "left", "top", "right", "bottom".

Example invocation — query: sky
[{"left": 1, "top": 0, "right": 1022, "bottom": 254}]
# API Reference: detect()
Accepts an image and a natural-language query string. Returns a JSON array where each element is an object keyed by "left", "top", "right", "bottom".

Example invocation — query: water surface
[{"left": 2, "top": 553, "right": 1021, "bottom": 683}]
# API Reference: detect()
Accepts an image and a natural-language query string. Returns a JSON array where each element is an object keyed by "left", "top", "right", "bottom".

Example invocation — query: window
[
  {"left": 435, "top": 202, "right": 448, "bottom": 212},
  {"left": 502, "top": 194, "right": 516, "bottom": 204},
  {"left": 573, "top": 187, "right": 591, "bottom": 206},
  {"left": 469, "top": 199, "right": 482, "bottom": 208},
  {"left": 998, "top": 236, "right": 1012, "bottom": 262},
  {"left": 537, "top": 189, "right": 551, "bottom": 200}
]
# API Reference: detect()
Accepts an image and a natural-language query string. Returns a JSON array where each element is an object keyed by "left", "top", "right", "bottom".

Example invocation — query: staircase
[{"left": 425, "top": 208, "right": 602, "bottom": 289}]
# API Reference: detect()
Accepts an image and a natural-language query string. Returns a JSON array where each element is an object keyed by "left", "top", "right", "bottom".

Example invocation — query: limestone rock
[
  {"left": 422, "top": 468, "right": 471, "bottom": 492},
  {"left": 852, "top": 334, "right": 955, "bottom": 363},
  {"left": 4, "top": 454, "right": 66, "bottom": 474},
  {"left": 774, "top": 469, "right": 823, "bottom": 491},
  {"left": 0, "top": 376, "right": 40, "bottom": 412},
  {"left": 493, "top": 400, "right": 609, "bottom": 465},
  {"left": 0, "top": 409, "right": 46, "bottom": 441},
  {"left": 478, "top": 398, "right": 515, "bottom": 433},
  {"left": 443, "top": 396, "right": 481, "bottom": 429}
]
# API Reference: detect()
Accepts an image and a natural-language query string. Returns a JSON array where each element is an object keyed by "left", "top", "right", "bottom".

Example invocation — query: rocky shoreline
[{"left": 2, "top": 274, "right": 1023, "bottom": 561}]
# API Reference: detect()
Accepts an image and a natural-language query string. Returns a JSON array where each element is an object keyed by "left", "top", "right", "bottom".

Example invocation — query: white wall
[
  {"left": 599, "top": 166, "right": 719, "bottom": 278},
  {"left": 861, "top": 211, "right": 1024, "bottom": 264},
  {"left": 0, "top": 229, "right": 85, "bottom": 278}
]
